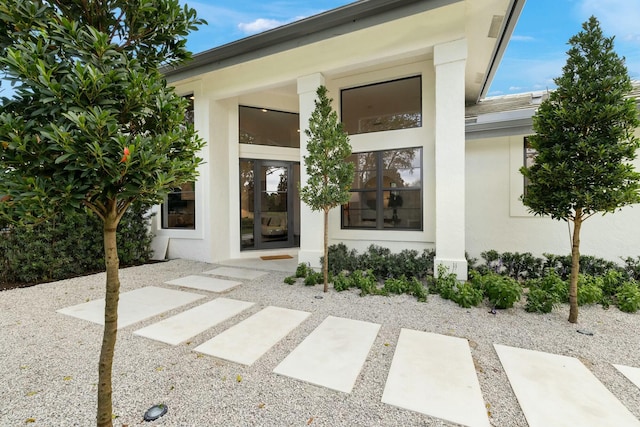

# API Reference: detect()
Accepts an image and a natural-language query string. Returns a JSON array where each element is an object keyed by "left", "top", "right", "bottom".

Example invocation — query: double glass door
[{"left": 240, "top": 159, "right": 300, "bottom": 250}]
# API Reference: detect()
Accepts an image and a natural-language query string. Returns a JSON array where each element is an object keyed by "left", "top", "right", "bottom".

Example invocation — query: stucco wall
[{"left": 466, "top": 130, "right": 640, "bottom": 263}]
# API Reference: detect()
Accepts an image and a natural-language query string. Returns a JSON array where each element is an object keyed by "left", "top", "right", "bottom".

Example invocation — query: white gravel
[{"left": 1, "top": 259, "right": 639, "bottom": 426}]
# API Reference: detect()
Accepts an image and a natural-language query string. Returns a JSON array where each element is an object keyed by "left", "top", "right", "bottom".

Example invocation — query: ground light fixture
[{"left": 144, "top": 404, "right": 168, "bottom": 421}]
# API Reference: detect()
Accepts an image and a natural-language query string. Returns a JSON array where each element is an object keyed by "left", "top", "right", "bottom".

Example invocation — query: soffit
[{"left": 167, "top": 0, "right": 523, "bottom": 104}]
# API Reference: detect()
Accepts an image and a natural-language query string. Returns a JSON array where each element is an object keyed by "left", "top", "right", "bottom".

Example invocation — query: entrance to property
[{"left": 240, "top": 159, "right": 300, "bottom": 250}]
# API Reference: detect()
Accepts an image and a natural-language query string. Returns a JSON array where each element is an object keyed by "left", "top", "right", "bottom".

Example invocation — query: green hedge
[{"left": 0, "top": 203, "right": 153, "bottom": 285}]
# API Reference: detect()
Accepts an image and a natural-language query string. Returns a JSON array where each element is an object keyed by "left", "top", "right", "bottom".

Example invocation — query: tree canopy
[
  {"left": 521, "top": 16, "right": 640, "bottom": 323},
  {"left": 300, "top": 85, "right": 354, "bottom": 291},
  {"left": 0, "top": 0, "right": 205, "bottom": 223},
  {"left": 0, "top": 1, "right": 205, "bottom": 425}
]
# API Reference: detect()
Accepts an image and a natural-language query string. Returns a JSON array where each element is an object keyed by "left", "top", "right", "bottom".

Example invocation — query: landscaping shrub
[
  {"left": 452, "top": 282, "right": 483, "bottom": 308},
  {"left": 0, "top": 203, "right": 153, "bottom": 285},
  {"left": 295, "top": 263, "right": 309, "bottom": 278},
  {"left": 543, "top": 253, "right": 623, "bottom": 280},
  {"left": 324, "top": 243, "right": 360, "bottom": 275},
  {"left": 433, "top": 265, "right": 458, "bottom": 300},
  {"left": 622, "top": 256, "right": 640, "bottom": 281},
  {"left": 577, "top": 274, "right": 604, "bottom": 306},
  {"left": 333, "top": 272, "right": 351, "bottom": 292},
  {"left": 358, "top": 245, "right": 393, "bottom": 278},
  {"left": 599, "top": 269, "right": 626, "bottom": 308},
  {"left": 616, "top": 282, "right": 640, "bottom": 313},
  {"left": 304, "top": 271, "right": 323, "bottom": 286},
  {"left": 350, "top": 269, "right": 386, "bottom": 297},
  {"left": 324, "top": 244, "right": 435, "bottom": 280},
  {"left": 322, "top": 245, "right": 640, "bottom": 313},
  {"left": 408, "top": 277, "right": 428, "bottom": 302},
  {"left": 474, "top": 272, "right": 522, "bottom": 309},
  {"left": 383, "top": 276, "right": 411, "bottom": 295},
  {"left": 524, "top": 269, "right": 567, "bottom": 313},
  {"left": 385, "top": 249, "right": 434, "bottom": 279},
  {"left": 478, "top": 250, "right": 543, "bottom": 281},
  {"left": 525, "top": 288, "right": 557, "bottom": 313},
  {"left": 283, "top": 276, "right": 296, "bottom": 285},
  {"left": 383, "top": 275, "right": 427, "bottom": 302}
]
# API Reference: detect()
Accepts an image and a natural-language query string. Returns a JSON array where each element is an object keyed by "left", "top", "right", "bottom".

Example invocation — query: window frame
[
  {"left": 161, "top": 94, "right": 197, "bottom": 230},
  {"left": 342, "top": 147, "right": 423, "bottom": 231},
  {"left": 340, "top": 75, "right": 422, "bottom": 135},
  {"left": 239, "top": 105, "right": 300, "bottom": 148}
]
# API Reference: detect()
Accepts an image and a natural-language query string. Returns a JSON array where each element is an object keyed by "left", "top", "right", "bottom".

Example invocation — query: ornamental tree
[
  {"left": 521, "top": 16, "right": 640, "bottom": 324},
  {"left": 300, "top": 85, "right": 354, "bottom": 292},
  {"left": 0, "top": 1, "right": 204, "bottom": 425}
]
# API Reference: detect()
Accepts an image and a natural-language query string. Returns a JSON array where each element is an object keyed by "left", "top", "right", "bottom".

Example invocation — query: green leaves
[
  {"left": 0, "top": 1, "right": 205, "bottom": 224},
  {"left": 300, "top": 86, "right": 355, "bottom": 212},
  {"left": 522, "top": 16, "right": 640, "bottom": 221}
]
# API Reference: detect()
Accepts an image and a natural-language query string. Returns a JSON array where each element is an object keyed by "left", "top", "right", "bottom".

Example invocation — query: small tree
[
  {"left": 521, "top": 16, "right": 640, "bottom": 323},
  {"left": 0, "top": 1, "right": 204, "bottom": 426},
  {"left": 300, "top": 86, "right": 354, "bottom": 292}
]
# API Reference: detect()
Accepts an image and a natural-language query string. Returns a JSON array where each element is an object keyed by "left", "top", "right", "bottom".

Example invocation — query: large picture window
[
  {"left": 162, "top": 95, "right": 196, "bottom": 229},
  {"left": 341, "top": 76, "right": 422, "bottom": 135},
  {"left": 342, "top": 147, "right": 422, "bottom": 230},
  {"left": 239, "top": 106, "right": 300, "bottom": 148}
]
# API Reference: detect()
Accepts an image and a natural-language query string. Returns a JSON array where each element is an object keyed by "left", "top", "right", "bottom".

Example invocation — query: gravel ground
[{"left": 1, "top": 259, "right": 639, "bottom": 426}]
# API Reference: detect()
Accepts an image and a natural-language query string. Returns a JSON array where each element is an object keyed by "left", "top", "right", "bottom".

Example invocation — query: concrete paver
[
  {"left": 134, "top": 298, "right": 254, "bottom": 345},
  {"left": 273, "top": 316, "right": 380, "bottom": 393},
  {"left": 195, "top": 306, "right": 310, "bottom": 365},
  {"left": 165, "top": 275, "right": 241, "bottom": 292},
  {"left": 383, "top": 329, "right": 490, "bottom": 427},
  {"left": 495, "top": 344, "right": 640, "bottom": 427},
  {"left": 57, "top": 286, "right": 205, "bottom": 329}
]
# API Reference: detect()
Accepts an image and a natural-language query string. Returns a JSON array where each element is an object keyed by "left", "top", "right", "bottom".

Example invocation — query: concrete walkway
[{"left": 56, "top": 266, "right": 640, "bottom": 427}]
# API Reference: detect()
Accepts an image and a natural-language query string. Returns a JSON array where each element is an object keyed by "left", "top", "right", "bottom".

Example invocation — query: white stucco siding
[
  {"left": 150, "top": 80, "right": 213, "bottom": 262},
  {"left": 152, "top": 0, "right": 520, "bottom": 264},
  {"left": 466, "top": 130, "right": 640, "bottom": 264}
]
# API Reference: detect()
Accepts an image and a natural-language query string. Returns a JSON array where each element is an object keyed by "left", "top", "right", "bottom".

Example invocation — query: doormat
[{"left": 260, "top": 255, "right": 293, "bottom": 260}]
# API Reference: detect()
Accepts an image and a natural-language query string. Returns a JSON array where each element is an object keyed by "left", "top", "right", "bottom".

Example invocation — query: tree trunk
[
  {"left": 568, "top": 210, "right": 582, "bottom": 324},
  {"left": 97, "top": 208, "right": 121, "bottom": 427},
  {"left": 323, "top": 208, "right": 329, "bottom": 293}
]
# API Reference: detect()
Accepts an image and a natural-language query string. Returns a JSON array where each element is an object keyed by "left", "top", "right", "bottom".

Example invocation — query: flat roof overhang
[{"left": 163, "top": 0, "right": 526, "bottom": 104}]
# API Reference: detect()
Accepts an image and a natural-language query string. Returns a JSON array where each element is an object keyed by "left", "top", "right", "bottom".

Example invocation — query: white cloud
[
  {"left": 578, "top": 0, "right": 640, "bottom": 42},
  {"left": 511, "top": 35, "right": 535, "bottom": 42},
  {"left": 238, "top": 18, "right": 285, "bottom": 34}
]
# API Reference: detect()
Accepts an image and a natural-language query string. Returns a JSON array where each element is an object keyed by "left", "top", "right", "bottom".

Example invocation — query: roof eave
[
  {"left": 162, "top": 0, "right": 456, "bottom": 83},
  {"left": 476, "top": 0, "right": 527, "bottom": 102}
]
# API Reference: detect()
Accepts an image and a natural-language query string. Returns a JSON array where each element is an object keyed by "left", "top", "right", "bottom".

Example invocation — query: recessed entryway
[{"left": 240, "top": 159, "right": 300, "bottom": 251}]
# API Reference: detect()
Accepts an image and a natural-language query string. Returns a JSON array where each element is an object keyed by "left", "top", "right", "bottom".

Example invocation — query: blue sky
[{"left": 182, "top": 0, "right": 640, "bottom": 97}]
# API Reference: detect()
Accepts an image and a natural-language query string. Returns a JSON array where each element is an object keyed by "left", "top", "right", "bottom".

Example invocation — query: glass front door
[{"left": 240, "top": 159, "right": 300, "bottom": 250}]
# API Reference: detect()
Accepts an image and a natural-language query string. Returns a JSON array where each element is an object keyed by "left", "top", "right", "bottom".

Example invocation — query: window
[
  {"left": 341, "top": 76, "right": 422, "bottom": 135},
  {"left": 523, "top": 136, "right": 537, "bottom": 193},
  {"left": 342, "top": 147, "right": 422, "bottom": 230},
  {"left": 162, "top": 183, "right": 196, "bottom": 229},
  {"left": 161, "top": 95, "right": 196, "bottom": 229},
  {"left": 239, "top": 106, "right": 300, "bottom": 148}
]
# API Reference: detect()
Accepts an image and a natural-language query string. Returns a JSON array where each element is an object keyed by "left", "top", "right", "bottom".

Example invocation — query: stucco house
[{"left": 152, "top": 0, "right": 640, "bottom": 280}]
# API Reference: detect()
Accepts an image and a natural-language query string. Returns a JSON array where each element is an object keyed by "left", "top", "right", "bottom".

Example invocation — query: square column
[
  {"left": 297, "top": 73, "right": 325, "bottom": 268},
  {"left": 433, "top": 39, "right": 468, "bottom": 280}
]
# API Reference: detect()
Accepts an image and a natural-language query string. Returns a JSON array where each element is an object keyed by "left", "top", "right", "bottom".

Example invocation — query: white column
[
  {"left": 433, "top": 39, "right": 468, "bottom": 280},
  {"left": 297, "top": 73, "right": 325, "bottom": 268}
]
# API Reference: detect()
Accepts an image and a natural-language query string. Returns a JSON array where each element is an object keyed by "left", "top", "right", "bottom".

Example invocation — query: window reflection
[
  {"left": 343, "top": 148, "right": 422, "bottom": 230},
  {"left": 162, "top": 95, "right": 196, "bottom": 230},
  {"left": 341, "top": 76, "right": 422, "bottom": 135},
  {"left": 239, "top": 106, "right": 300, "bottom": 148}
]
